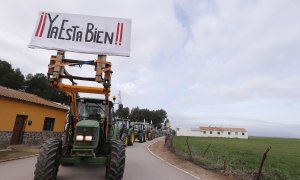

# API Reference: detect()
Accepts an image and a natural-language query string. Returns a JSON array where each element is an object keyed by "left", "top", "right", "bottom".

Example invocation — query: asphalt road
[{"left": 0, "top": 138, "right": 196, "bottom": 180}]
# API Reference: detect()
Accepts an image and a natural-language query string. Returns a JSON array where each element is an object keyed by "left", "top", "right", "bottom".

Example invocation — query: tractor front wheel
[
  {"left": 125, "top": 136, "right": 128, "bottom": 146},
  {"left": 106, "top": 140, "right": 126, "bottom": 180},
  {"left": 143, "top": 134, "right": 146, "bottom": 142},
  {"left": 128, "top": 133, "right": 135, "bottom": 146},
  {"left": 139, "top": 133, "right": 143, "bottom": 143},
  {"left": 121, "top": 133, "right": 128, "bottom": 146},
  {"left": 148, "top": 133, "right": 152, "bottom": 140},
  {"left": 34, "top": 138, "right": 62, "bottom": 180}
]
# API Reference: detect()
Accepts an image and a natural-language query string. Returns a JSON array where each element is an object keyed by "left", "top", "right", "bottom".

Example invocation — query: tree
[
  {"left": 25, "top": 73, "right": 49, "bottom": 97},
  {"left": 0, "top": 60, "right": 24, "bottom": 90},
  {"left": 13, "top": 68, "right": 25, "bottom": 90},
  {"left": 129, "top": 107, "right": 140, "bottom": 122},
  {"left": 115, "top": 107, "right": 130, "bottom": 119},
  {"left": 0, "top": 60, "right": 67, "bottom": 103},
  {"left": 25, "top": 73, "right": 68, "bottom": 104},
  {"left": 128, "top": 107, "right": 168, "bottom": 128}
]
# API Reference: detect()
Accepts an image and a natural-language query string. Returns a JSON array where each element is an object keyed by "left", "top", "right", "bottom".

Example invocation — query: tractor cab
[
  {"left": 115, "top": 118, "right": 126, "bottom": 129},
  {"left": 77, "top": 98, "right": 109, "bottom": 122},
  {"left": 114, "top": 119, "right": 135, "bottom": 146}
]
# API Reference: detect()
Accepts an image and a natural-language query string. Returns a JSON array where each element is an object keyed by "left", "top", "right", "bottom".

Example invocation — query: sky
[{"left": 0, "top": 0, "right": 300, "bottom": 138}]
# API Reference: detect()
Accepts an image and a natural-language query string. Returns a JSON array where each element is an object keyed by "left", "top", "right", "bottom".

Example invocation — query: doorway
[{"left": 10, "top": 115, "right": 27, "bottom": 145}]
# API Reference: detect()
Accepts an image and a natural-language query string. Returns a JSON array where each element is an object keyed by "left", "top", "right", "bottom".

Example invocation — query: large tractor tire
[
  {"left": 139, "top": 133, "right": 143, "bottom": 143},
  {"left": 121, "top": 133, "right": 128, "bottom": 146},
  {"left": 128, "top": 132, "right": 135, "bottom": 146},
  {"left": 34, "top": 138, "right": 62, "bottom": 180},
  {"left": 106, "top": 140, "right": 126, "bottom": 180}
]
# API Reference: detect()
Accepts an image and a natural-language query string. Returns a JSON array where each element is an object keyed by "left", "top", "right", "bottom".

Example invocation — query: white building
[
  {"left": 176, "top": 128, "right": 201, "bottom": 137},
  {"left": 176, "top": 127, "right": 248, "bottom": 139}
]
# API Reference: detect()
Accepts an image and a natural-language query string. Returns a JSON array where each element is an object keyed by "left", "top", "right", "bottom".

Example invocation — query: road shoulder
[
  {"left": 0, "top": 145, "right": 39, "bottom": 163},
  {"left": 147, "top": 138, "right": 235, "bottom": 180}
]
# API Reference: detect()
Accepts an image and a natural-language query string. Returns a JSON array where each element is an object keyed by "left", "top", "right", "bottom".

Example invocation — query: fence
[{"left": 165, "top": 135, "right": 273, "bottom": 180}]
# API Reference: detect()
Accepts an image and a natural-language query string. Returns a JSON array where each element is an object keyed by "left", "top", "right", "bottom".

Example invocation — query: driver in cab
[{"left": 89, "top": 109, "right": 100, "bottom": 119}]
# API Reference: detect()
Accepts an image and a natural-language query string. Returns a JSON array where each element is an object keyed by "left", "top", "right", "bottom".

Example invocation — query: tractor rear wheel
[
  {"left": 106, "top": 140, "right": 126, "bottom": 180},
  {"left": 128, "top": 132, "right": 135, "bottom": 146},
  {"left": 34, "top": 138, "right": 62, "bottom": 180}
]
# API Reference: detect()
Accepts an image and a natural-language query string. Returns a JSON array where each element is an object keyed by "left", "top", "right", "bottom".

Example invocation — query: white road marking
[{"left": 146, "top": 138, "right": 202, "bottom": 180}]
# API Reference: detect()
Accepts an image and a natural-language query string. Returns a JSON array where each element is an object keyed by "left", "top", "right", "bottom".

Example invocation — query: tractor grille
[
  {"left": 77, "top": 127, "right": 96, "bottom": 135},
  {"left": 74, "top": 127, "right": 97, "bottom": 147},
  {"left": 75, "top": 140, "right": 94, "bottom": 146}
]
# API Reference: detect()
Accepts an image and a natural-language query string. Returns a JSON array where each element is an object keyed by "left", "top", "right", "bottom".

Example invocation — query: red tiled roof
[
  {"left": 0, "top": 86, "right": 68, "bottom": 111},
  {"left": 200, "top": 127, "right": 247, "bottom": 132}
]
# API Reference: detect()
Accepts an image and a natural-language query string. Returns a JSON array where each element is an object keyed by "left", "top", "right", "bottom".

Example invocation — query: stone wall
[
  {"left": 22, "top": 131, "right": 63, "bottom": 145},
  {"left": 0, "top": 131, "right": 63, "bottom": 148},
  {"left": 0, "top": 131, "right": 13, "bottom": 148}
]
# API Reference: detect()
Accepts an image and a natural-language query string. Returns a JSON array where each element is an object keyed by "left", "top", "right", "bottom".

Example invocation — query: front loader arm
[{"left": 47, "top": 50, "right": 112, "bottom": 141}]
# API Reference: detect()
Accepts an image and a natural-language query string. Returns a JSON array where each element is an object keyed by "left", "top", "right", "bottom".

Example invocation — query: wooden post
[
  {"left": 186, "top": 136, "right": 193, "bottom": 161},
  {"left": 95, "top": 55, "right": 105, "bottom": 82},
  {"left": 256, "top": 146, "right": 272, "bottom": 180},
  {"left": 203, "top": 143, "right": 212, "bottom": 156},
  {"left": 55, "top": 50, "right": 65, "bottom": 81},
  {"left": 48, "top": 50, "right": 65, "bottom": 87},
  {"left": 96, "top": 55, "right": 111, "bottom": 141}
]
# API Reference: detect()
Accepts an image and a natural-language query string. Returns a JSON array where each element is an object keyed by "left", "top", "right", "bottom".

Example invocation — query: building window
[
  {"left": 43, "top": 117, "right": 55, "bottom": 131},
  {"left": 235, "top": 132, "right": 238, "bottom": 135},
  {"left": 210, "top": 131, "right": 212, "bottom": 134},
  {"left": 217, "top": 132, "right": 220, "bottom": 135},
  {"left": 228, "top": 132, "right": 231, "bottom": 135},
  {"left": 242, "top": 133, "right": 245, "bottom": 135},
  {"left": 203, "top": 131, "right": 206, "bottom": 134}
]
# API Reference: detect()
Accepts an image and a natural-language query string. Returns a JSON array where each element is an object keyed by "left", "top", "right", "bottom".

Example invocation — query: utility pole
[{"left": 118, "top": 91, "right": 123, "bottom": 109}]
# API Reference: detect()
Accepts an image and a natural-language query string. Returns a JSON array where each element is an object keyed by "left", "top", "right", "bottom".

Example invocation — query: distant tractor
[
  {"left": 115, "top": 118, "right": 135, "bottom": 146},
  {"left": 139, "top": 122, "right": 156, "bottom": 141},
  {"left": 132, "top": 122, "right": 147, "bottom": 143},
  {"left": 148, "top": 124, "right": 156, "bottom": 140}
]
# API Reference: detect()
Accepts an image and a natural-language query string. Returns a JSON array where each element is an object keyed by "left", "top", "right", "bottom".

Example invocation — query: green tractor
[
  {"left": 132, "top": 122, "right": 147, "bottom": 143},
  {"left": 144, "top": 123, "right": 156, "bottom": 141},
  {"left": 115, "top": 118, "right": 135, "bottom": 146},
  {"left": 34, "top": 98, "right": 125, "bottom": 180},
  {"left": 33, "top": 51, "right": 126, "bottom": 180}
]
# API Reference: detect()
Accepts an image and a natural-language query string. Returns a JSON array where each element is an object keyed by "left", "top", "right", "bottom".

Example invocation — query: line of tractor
[{"left": 114, "top": 118, "right": 163, "bottom": 146}]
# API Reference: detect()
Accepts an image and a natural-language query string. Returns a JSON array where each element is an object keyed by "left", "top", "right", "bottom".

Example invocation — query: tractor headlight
[
  {"left": 85, "top": 136, "right": 93, "bottom": 141},
  {"left": 75, "top": 127, "right": 98, "bottom": 147},
  {"left": 76, "top": 135, "right": 84, "bottom": 141}
]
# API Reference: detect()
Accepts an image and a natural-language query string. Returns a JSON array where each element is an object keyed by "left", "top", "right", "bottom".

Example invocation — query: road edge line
[{"left": 147, "top": 138, "right": 202, "bottom": 180}]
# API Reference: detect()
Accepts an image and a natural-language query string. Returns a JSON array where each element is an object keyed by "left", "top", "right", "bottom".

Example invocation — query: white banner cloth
[{"left": 29, "top": 12, "right": 131, "bottom": 56}]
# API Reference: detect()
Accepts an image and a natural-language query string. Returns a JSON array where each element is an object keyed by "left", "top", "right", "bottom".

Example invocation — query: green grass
[{"left": 173, "top": 136, "right": 300, "bottom": 179}]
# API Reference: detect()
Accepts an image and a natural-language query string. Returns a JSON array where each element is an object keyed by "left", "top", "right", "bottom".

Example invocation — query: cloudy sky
[{"left": 1, "top": 0, "right": 300, "bottom": 137}]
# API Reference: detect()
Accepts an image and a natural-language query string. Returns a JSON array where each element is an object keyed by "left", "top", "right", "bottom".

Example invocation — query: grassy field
[{"left": 172, "top": 136, "right": 300, "bottom": 179}]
